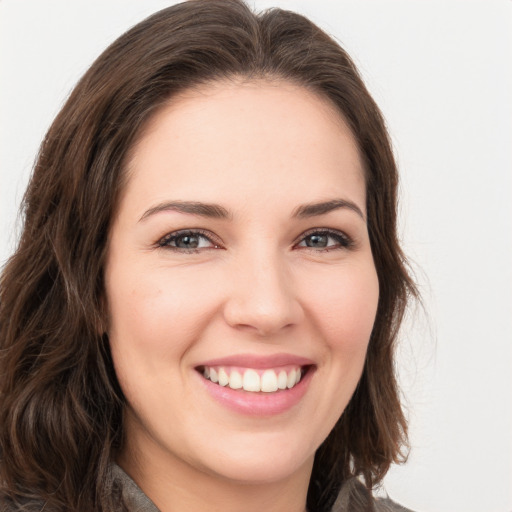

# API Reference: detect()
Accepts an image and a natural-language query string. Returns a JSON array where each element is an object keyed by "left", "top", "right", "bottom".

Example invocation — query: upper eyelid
[{"left": 297, "top": 227, "right": 347, "bottom": 237}]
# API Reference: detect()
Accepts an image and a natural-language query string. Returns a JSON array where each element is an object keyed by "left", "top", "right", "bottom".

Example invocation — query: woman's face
[{"left": 105, "top": 81, "right": 379, "bottom": 490}]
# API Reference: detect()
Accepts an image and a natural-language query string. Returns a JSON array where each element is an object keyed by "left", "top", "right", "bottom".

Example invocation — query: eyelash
[{"left": 156, "top": 228, "right": 354, "bottom": 253}]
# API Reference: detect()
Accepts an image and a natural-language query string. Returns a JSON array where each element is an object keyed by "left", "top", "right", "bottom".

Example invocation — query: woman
[{"left": 0, "top": 1, "right": 417, "bottom": 511}]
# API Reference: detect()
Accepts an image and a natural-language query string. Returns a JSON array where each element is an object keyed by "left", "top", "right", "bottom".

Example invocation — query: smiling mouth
[{"left": 197, "top": 365, "right": 312, "bottom": 393}]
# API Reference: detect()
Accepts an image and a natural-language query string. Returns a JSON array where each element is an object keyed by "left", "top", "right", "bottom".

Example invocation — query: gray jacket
[
  {"left": 110, "top": 464, "right": 414, "bottom": 512},
  {"left": 1, "top": 464, "right": 414, "bottom": 511}
]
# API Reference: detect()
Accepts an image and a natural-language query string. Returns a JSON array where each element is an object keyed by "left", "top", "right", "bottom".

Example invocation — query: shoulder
[
  {"left": 374, "top": 497, "right": 415, "bottom": 512},
  {"left": 0, "top": 465, "right": 158, "bottom": 512},
  {"left": 0, "top": 496, "right": 47, "bottom": 512},
  {"left": 331, "top": 478, "right": 415, "bottom": 512}
]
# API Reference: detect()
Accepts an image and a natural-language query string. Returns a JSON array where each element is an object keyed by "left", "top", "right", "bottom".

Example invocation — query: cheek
[
  {"left": 105, "top": 264, "right": 219, "bottom": 374},
  {"left": 302, "top": 260, "right": 379, "bottom": 352}
]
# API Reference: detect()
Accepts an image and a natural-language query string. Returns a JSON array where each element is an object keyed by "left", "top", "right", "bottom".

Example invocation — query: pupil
[
  {"left": 307, "top": 234, "right": 327, "bottom": 247},
  {"left": 177, "top": 235, "right": 198, "bottom": 248}
]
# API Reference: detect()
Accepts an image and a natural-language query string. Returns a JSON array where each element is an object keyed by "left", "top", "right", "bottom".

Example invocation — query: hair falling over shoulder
[{"left": 0, "top": 1, "right": 418, "bottom": 511}]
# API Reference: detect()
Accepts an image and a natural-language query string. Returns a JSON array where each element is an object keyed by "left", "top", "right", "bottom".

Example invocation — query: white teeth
[
  {"left": 228, "top": 370, "right": 243, "bottom": 390},
  {"left": 243, "top": 369, "right": 260, "bottom": 392},
  {"left": 261, "top": 370, "right": 278, "bottom": 392},
  {"left": 218, "top": 368, "right": 229, "bottom": 387},
  {"left": 287, "top": 369, "right": 296, "bottom": 389},
  {"left": 202, "top": 366, "right": 305, "bottom": 393},
  {"left": 277, "top": 370, "right": 287, "bottom": 390}
]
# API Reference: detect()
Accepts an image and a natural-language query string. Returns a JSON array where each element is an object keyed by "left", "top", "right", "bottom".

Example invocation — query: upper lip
[{"left": 196, "top": 353, "right": 315, "bottom": 369}]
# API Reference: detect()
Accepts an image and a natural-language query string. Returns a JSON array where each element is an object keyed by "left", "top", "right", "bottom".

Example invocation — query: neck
[{"left": 118, "top": 440, "right": 312, "bottom": 512}]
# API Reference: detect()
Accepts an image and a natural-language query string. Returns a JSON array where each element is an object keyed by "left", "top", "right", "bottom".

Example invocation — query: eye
[
  {"left": 296, "top": 229, "right": 353, "bottom": 251},
  {"left": 158, "top": 229, "right": 220, "bottom": 251}
]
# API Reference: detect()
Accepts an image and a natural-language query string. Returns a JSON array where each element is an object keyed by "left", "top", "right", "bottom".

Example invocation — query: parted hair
[{"left": 0, "top": 1, "right": 417, "bottom": 511}]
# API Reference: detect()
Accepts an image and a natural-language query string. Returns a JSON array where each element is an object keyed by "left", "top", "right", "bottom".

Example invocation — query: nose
[{"left": 222, "top": 249, "right": 303, "bottom": 337}]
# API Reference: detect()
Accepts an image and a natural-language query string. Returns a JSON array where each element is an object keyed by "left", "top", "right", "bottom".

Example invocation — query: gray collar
[{"left": 111, "top": 464, "right": 160, "bottom": 512}]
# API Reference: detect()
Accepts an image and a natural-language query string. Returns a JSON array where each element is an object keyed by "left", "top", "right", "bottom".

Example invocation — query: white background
[{"left": 1, "top": 1, "right": 511, "bottom": 511}]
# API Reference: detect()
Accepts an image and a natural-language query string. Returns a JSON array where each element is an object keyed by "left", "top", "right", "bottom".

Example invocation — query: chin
[
  {"left": 208, "top": 453, "right": 313, "bottom": 485},
  {"left": 190, "top": 429, "right": 317, "bottom": 485}
]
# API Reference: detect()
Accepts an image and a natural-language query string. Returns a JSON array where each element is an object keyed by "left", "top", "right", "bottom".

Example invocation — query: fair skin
[{"left": 104, "top": 80, "right": 379, "bottom": 512}]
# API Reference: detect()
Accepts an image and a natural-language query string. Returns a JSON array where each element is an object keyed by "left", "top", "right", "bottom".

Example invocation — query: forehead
[
  {"left": 120, "top": 79, "right": 366, "bottom": 217},
  {"left": 139, "top": 78, "right": 353, "bottom": 141}
]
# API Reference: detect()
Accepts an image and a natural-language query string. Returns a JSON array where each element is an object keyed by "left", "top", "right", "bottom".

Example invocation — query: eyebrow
[
  {"left": 292, "top": 199, "right": 365, "bottom": 221},
  {"left": 139, "top": 198, "right": 365, "bottom": 222},
  {"left": 139, "top": 201, "right": 231, "bottom": 222}
]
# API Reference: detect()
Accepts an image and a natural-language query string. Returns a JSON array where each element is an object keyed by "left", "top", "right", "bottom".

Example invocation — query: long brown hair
[{"left": 0, "top": 1, "right": 417, "bottom": 510}]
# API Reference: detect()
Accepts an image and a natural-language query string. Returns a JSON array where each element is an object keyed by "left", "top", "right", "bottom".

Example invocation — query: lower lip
[{"left": 198, "top": 368, "right": 314, "bottom": 416}]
